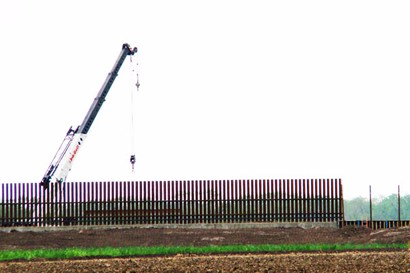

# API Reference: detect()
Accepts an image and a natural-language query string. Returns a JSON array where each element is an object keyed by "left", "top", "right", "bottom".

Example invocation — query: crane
[{"left": 40, "top": 43, "right": 138, "bottom": 189}]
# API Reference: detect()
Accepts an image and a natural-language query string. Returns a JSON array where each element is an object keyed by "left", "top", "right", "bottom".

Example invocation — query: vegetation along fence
[{"left": 1, "top": 179, "right": 344, "bottom": 227}]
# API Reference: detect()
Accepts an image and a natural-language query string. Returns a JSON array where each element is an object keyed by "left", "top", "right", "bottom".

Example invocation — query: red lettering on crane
[{"left": 69, "top": 144, "right": 80, "bottom": 162}]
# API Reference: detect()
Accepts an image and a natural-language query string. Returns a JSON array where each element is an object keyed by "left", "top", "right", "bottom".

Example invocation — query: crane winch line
[{"left": 129, "top": 55, "right": 140, "bottom": 172}]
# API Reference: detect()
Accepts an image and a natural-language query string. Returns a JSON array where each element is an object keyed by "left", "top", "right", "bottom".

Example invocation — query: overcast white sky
[{"left": 1, "top": 1, "right": 409, "bottom": 200}]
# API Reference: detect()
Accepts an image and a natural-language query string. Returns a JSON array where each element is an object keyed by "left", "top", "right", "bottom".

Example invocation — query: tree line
[{"left": 344, "top": 194, "right": 409, "bottom": 220}]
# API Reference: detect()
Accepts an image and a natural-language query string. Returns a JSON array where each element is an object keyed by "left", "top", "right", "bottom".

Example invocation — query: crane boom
[
  {"left": 79, "top": 44, "right": 137, "bottom": 134},
  {"left": 40, "top": 43, "right": 138, "bottom": 189}
]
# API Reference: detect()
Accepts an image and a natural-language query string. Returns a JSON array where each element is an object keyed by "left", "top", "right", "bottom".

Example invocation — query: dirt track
[{"left": 0, "top": 225, "right": 409, "bottom": 272}]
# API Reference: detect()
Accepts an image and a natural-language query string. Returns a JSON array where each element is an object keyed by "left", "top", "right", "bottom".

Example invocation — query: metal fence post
[
  {"left": 398, "top": 185, "right": 401, "bottom": 222},
  {"left": 369, "top": 185, "right": 372, "bottom": 223}
]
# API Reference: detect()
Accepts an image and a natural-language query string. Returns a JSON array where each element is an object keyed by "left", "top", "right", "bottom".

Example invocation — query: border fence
[
  {"left": 1, "top": 179, "right": 344, "bottom": 227},
  {"left": 341, "top": 220, "right": 410, "bottom": 230}
]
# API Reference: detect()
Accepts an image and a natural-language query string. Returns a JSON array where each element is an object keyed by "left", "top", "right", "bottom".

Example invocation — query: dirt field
[
  {"left": 0, "top": 225, "right": 409, "bottom": 272},
  {"left": 1, "top": 251, "right": 408, "bottom": 273}
]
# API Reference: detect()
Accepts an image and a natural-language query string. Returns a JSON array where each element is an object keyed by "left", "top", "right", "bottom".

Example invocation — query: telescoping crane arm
[{"left": 40, "top": 43, "right": 138, "bottom": 189}]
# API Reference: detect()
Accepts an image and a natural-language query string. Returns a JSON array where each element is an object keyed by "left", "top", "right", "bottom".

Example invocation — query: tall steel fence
[{"left": 1, "top": 179, "right": 344, "bottom": 226}]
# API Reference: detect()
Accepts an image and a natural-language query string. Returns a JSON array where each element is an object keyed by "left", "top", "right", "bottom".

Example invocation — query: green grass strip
[{"left": 0, "top": 243, "right": 406, "bottom": 261}]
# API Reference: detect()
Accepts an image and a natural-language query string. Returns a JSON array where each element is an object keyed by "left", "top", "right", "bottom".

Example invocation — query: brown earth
[
  {"left": 1, "top": 252, "right": 409, "bottom": 273},
  {"left": 0, "top": 225, "right": 409, "bottom": 272},
  {"left": 0, "top": 225, "right": 409, "bottom": 249}
]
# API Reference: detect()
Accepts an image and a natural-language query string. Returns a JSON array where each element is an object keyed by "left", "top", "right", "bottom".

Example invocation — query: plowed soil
[{"left": 0, "top": 225, "right": 409, "bottom": 272}]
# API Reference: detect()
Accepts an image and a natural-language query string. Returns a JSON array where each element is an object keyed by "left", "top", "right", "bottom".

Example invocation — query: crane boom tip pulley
[
  {"left": 125, "top": 43, "right": 139, "bottom": 90},
  {"left": 122, "top": 43, "right": 138, "bottom": 55}
]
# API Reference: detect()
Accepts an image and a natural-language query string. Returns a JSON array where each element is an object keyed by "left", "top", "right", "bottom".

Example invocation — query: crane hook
[
  {"left": 130, "top": 154, "right": 136, "bottom": 172},
  {"left": 136, "top": 73, "right": 140, "bottom": 90}
]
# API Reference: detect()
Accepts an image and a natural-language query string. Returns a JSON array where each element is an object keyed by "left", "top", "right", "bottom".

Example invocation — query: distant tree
[
  {"left": 373, "top": 194, "right": 399, "bottom": 220},
  {"left": 373, "top": 194, "right": 410, "bottom": 220},
  {"left": 400, "top": 195, "right": 410, "bottom": 219},
  {"left": 344, "top": 194, "right": 409, "bottom": 220},
  {"left": 344, "top": 197, "right": 369, "bottom": 220}
]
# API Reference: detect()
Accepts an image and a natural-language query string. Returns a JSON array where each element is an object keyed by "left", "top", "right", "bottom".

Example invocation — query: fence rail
[{"left": 1, "top": 179, "right": 344, "bottom": 227}]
